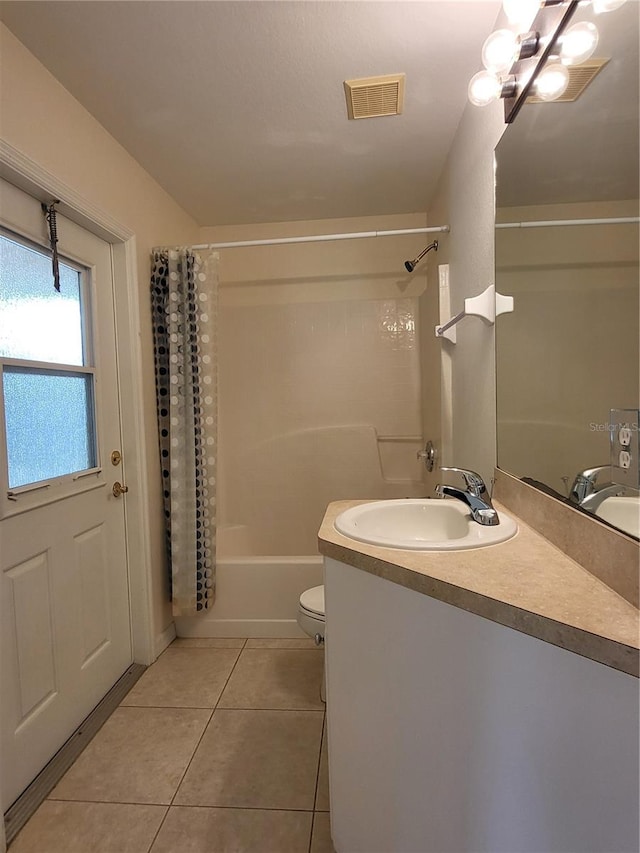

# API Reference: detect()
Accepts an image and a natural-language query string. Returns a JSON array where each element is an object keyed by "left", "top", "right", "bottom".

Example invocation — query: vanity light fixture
[
  {"left": 469, "top": 2, "right": 580, "bottom": 119},
  {"left": 592, "top": 0, "right": 627, "bottom": 12},
  {"left": 558, "top": 21, "right": 599, "bottom": 65},
  {"left": 470, "top": 0, "right": 627, "bottom": 121},
  {"left": 533, "top": 62, "right": 571, "bottom": 100},
  {"left": 468, "top": 71, "right": 516, "bottom": 107},
  {"left": 481, "top": 28, "right": 540, "bottom": 73},
  {"left": 502, "top": 0, "right": 627, "bottom": 22}
]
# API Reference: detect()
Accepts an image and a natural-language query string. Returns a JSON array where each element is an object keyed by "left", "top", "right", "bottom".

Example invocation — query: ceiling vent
[
  {"left": 344, "top": 74, "right": 406, "bottom": 120},
  {"left": 527, "top": 58, "right": 609, "bottom": 104}
]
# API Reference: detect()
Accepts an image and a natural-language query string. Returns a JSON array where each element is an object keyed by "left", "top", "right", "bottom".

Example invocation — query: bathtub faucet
[{"left": 435, "top": 467, "right": 500, "bottom": 526}]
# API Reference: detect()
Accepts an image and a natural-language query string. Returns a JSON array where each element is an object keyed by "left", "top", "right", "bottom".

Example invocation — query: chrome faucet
[
  {"left": 568, "top": 465, "right": 610, "bottom": 505},
  {"left": 435, "top": 467, "right": 500, "bottom": 526},
  {"left": 569, "top": 465, "right": 626, "bottom": 512},
  {"left": 580, "top": 483, "right": 628, "bottom": 512}
]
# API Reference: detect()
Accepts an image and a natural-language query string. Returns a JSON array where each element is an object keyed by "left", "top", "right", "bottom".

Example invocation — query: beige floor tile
[
  {"left": 10, "top": 800, "right": 166, "bottom": 853},
  {"left": 171, "top": 637, "right": 247, "bottom": 649},
  {"left": 150, "top": 806, "right": 312, "bottom": 853},
  {"left": 245, "top": 638, "right": 318, "bottom": 649},
  {"left": 121, "top": 647, "right": 240, "bottom": 708},
  {"left": 51, "top": 707, "right": 210, "bottom": 805},
  {"left": 311, "top": 812, "right": 336, "bottom": 853},
  {"left": 175, "top": 709, "right": 323, "bottom": 810},
  {"left": 315, "top": 721, "right": 330, "bottom": 811},
  {"left": 218, "top": 649, "right": 325, "bottom": 710}
]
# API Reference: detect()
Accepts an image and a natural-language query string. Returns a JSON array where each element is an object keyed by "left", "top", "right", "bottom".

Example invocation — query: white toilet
[
  {"left": 298, "top": 584, "right": 326, "bottom": 701},
  {"left": 297, "top": 584, "right": 325, "bottom": 644}
]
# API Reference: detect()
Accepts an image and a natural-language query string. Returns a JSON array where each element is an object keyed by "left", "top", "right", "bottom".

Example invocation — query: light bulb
[
  {"left": 482, "top": 29, "right": 519, "bottom": 73},
  {"left": 560, "top": 21, "right": 599, "bottom": 64},
  {"left": 534, "top": 62, "right": 570, "bottom": 101},
  {"left": 592, "top": 0, "right": 627, "bottom": 13},
  {"left": 468, "top": 71, "right": 504, "bottom": 107},
  {"left": 502, "top": 0, "right": 540, "bottom": 30}
]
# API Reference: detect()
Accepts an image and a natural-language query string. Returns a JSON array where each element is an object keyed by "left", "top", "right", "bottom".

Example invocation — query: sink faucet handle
[
  {"left": 439, "top": 467, "right": 486, "bottom": 496},
  {"left": 569, "top": 464, "right": 611, "bottom": 504},
  {"left": 580, "top": 465, "right": 611, "bottom": 483}
]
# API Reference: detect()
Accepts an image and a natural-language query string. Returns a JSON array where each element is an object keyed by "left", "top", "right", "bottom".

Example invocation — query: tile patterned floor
[{"left": 10, "top": 638, "right": 335, "bottom": 853}]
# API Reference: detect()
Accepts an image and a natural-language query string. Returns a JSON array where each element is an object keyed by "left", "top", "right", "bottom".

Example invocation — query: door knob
[{"left": 112, "top": 481, "right": 129, "bottom": 498}]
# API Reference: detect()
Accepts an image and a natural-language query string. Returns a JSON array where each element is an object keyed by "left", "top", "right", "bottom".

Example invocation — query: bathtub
[
  {"left": 175, "top": 425, "right": 423, "bottom": 638},
  {"left": 174, "top": 530, "right": 324, "bottom": 638}
]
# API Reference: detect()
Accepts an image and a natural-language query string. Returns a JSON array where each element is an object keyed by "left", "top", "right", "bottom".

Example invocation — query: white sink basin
[
  {"left": 595, "top": 496, "right": 640, "bottom": 538},
  {"left": 334, "top": 499, "right": 518, "bottom": 551}
]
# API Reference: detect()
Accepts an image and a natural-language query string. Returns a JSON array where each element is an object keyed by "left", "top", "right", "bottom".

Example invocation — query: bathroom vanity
[
  {"left": 318, "top": 493, "right": 639, "bottom": 853},
  {"left": 317, "top": 4, "right": 639, "bottom": 850}
]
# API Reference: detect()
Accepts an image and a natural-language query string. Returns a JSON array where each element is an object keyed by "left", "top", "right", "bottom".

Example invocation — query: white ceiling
[{"left": 0, "top": 0, "right": 501, "bottom": 226}]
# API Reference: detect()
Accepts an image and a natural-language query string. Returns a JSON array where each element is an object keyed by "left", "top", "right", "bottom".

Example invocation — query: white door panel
[{"left": 0, "top": 178, "right": 132, "bottom": 807}]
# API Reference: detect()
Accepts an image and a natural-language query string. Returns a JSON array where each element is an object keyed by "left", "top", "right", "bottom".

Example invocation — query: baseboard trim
[
  {"left": 154, "top": 622, "right": 177, "bottom": 658},
  {"left": 175, "top": 618, "right": 307, "bottom": 639}
]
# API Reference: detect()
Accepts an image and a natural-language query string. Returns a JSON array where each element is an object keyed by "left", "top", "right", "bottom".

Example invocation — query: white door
[{"left": 0, "top": 179, "right": 132, "bottom": 808}]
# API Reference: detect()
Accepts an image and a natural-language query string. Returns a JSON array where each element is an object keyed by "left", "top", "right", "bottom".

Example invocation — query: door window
[{"left": 0, "top": 232, "right": 98, "bottom": 493}]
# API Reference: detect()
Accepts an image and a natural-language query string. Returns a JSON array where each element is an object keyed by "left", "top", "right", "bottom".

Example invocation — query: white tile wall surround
[{"left": 218, "top": 293, "right": 424, "bottom": 555}]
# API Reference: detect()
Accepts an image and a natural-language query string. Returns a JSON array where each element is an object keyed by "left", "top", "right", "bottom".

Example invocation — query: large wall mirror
[{"left": 495, "top": 0, "right": 639, "bottom": 538}]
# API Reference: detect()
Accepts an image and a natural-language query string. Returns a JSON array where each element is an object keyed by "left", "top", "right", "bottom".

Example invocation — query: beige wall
[
  {"left": 423, "top": 100, "right": 506, "bottom": 486},
  {"left": 1, "top": 19, "right": 510, "bottom": 632},
  {"left": 0, "top": 24, "right": 200, "bottom": 638},
  {"left": 199, "top": 214, "right": 429, "bottom": 555},
  {"left": 496, "top": 199, "right": 639, "bottom": 495}
]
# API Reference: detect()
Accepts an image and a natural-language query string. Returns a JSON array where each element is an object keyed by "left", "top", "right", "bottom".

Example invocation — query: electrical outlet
[
  {"left": 610, "top": 408, "right": 640, "bottom": 489},
  {"left": 619, "top": 427, "right": 632, "bottom": 447},
  {"left": 619, "top": 450, "right": 631, "bottom": 469}
]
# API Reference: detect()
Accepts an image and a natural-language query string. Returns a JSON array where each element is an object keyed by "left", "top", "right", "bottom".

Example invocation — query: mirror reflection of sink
[
  {"left": 595, "top": 496, "right": 640, "bottom": 539},
  {"left": 334, "top": 499, "right": 518, "bottom": 551}
]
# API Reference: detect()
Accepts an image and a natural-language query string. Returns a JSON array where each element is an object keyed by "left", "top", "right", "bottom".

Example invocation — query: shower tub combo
[
  {"left": 175, "top": 525, "right": 323, "bottom": 638},
  {"left": 175, "top": 425, "right": 425, "bottom": 639}
]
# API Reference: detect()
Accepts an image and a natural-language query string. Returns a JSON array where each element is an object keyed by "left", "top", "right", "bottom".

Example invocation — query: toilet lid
[{"left": 300, "top": 585, "right": 325, "bottom": 616}]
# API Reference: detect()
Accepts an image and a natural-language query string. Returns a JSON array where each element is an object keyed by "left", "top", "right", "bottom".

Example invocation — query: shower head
[{"left": 404, "top": 240, "right": 438, "bottom": 273}]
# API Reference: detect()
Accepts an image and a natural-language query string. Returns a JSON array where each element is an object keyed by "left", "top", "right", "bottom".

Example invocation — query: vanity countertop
[{"left": 318, "top": 500, "right": 640, "bottom": 678}]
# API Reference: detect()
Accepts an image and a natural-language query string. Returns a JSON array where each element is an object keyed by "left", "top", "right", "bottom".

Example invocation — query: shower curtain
[{"left": 150, "top": 247, "right": 219, "bottom": 615}]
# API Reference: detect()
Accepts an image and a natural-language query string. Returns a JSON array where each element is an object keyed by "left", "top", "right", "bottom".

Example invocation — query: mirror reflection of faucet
[
  {"left": 435, "top": 466, "right": 500, "bottom": 526},
  {"left": 569, "top": 465, "right": 627, "bottom": 513}
]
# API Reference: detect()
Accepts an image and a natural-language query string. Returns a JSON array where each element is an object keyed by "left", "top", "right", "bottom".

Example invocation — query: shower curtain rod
[
  {"left": 496, "top": 216, "right": 639, "bottom": 230},
  {"left": 192, "top": 225, "right": 449, "bottom": 250}
]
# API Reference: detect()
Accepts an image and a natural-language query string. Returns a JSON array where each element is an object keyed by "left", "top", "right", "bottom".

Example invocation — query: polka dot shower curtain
[{"left": 150, "top": 247, "right": 219, "bottom": 616}]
